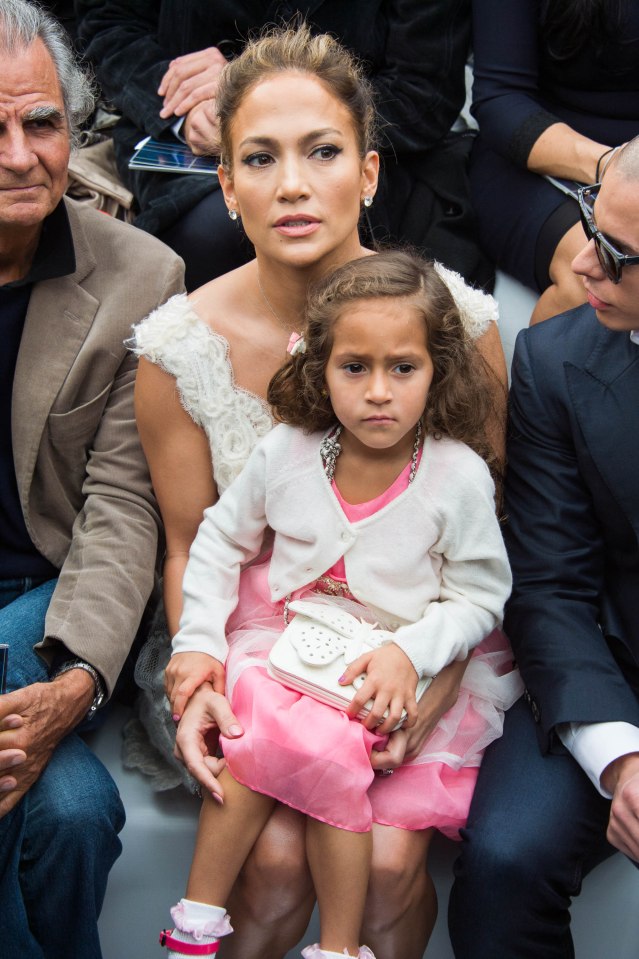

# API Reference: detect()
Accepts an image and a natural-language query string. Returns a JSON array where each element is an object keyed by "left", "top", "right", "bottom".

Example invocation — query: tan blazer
[{"left": 11, "top": 198, "right": 185, "bottom": 694}]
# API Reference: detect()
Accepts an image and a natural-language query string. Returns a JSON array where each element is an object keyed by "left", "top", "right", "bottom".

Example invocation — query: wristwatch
[{"left": 51, "top": 658, "right": 106, "bottom": 720}]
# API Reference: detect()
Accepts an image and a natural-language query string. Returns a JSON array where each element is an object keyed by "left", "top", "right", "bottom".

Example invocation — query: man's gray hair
[{"left": 0, "top": 0, "right": 94, "bottom": 145}]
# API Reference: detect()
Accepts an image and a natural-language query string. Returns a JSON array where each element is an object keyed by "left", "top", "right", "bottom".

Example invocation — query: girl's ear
[{"left": 218, "top": 164, "right": 240, "bottom": 219}]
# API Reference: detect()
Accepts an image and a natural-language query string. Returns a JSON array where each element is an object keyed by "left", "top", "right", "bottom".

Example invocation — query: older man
[
  {"left": 449, "top": 138, "right": 639, "bottom": 956},
  {"left": 0, "top": 2, "right": 184, "bottom": 957}
]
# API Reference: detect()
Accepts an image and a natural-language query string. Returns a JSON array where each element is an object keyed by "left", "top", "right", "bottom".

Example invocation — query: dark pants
[
  {"left": 0, "top": 578, "right": 125, "bottom": 959},
  {"left": 448, "top": 697, "right": 615, "bottom": 959}
]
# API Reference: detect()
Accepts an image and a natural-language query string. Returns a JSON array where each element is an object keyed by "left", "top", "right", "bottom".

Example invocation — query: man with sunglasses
[{"left": 449, "top": 137, "right": 639, "bottom": 958}]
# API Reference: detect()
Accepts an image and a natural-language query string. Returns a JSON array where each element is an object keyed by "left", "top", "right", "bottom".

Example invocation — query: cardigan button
[{"left": 340, "top": 531, "right": 350, "bottom": 542}]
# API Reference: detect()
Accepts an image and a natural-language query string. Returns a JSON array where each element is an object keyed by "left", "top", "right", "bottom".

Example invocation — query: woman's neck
[{"left": 254, "top": 244, "right": 373, "bottom": 332}]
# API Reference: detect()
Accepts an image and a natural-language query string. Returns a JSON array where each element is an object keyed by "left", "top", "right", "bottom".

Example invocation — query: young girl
[{"left": 159, "top": 251, "right": 521, "bottom": 959}]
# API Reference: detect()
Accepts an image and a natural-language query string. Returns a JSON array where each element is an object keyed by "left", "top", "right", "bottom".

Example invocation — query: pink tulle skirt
[{"left": 221, "top": 560, "right": 523, "bottom": 838}]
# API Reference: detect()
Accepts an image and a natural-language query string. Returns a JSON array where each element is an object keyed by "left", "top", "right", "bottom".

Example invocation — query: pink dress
[{"left": 221, "top": 459, "right": 522, "bottom": 838}]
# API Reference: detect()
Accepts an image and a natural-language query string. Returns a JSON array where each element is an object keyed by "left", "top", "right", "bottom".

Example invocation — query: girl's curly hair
[{"left": 267, "top": 251, "right": 502, "bottom": 484}]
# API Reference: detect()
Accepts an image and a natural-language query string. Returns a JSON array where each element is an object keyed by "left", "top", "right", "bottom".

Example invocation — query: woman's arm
[
  {"left": 135, "top": 357, "right": 224, "bottom": 710},
  {"left": 474, "top": 321, "right": 508, "bottom": 473},
  {"left": 471, "top": 0, "right": 610, "bottom": 179}
]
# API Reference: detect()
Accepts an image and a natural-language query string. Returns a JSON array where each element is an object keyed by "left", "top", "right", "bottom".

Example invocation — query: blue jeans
[
  {"left": 0, "top": 578, "right": 125, "bottom": 959},
  {"left": 448, "top": 697, "right": 615, "bottom": 958}
]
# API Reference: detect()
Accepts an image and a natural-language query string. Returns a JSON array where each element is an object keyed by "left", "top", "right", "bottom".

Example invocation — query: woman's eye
[
  {"left": 243, "top": 152, "right": 273, "bottom": 167},
  {"left": 311, "top": 144, "right": 341, "bottom": 161}
]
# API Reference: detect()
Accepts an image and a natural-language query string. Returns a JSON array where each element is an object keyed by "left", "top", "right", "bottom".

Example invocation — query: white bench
[{"left": 90, "top": 274, "right": 639, "bottom": 958}]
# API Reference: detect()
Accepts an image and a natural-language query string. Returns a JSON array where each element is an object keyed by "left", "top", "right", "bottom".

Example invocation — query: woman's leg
[
  {"left": 530, "top": 222, "right": 588, "bottom": 324},
  {"left": 306, "top": 819, "right": 372, "bottom": 956},
  {"left": 221, "top": 805, "right": 315, "bottom": 959},
  {"left": 186, "top": 769, "right": 275, "bottom": 906},
  {"left": 362, "top": 824, "right": 435, "bottom": 959}
]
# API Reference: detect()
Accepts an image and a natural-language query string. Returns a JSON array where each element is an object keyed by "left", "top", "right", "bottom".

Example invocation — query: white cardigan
[{"left": 174, "top": 424, "right": 512, "bottom": 679}]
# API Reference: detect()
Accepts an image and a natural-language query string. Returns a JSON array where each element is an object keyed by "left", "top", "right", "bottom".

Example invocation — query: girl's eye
[
  {"left": 310, "top": 144, "right": 341, "bottom": 161},
  {"left": 394, "top": 364, "right": 415, "bottom": 375},
  {"left": 343, "top": 362, "right": 365, "bottom": 374},
  {"left": 243, "top": 152, "right": 273, "bottom": 167}
]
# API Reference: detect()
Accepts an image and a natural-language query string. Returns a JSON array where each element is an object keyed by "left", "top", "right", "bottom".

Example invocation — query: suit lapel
[
  {"left": 565, "top": 326, "right": 639, "bottom": 539},
  {"left": 12, "top": 200, "right": 99, "bottom": 504}
]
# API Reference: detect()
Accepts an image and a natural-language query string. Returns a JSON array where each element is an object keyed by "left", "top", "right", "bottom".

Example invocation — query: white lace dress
[{"left": 123, "top": 265, "right": 500, "bottom": 791}]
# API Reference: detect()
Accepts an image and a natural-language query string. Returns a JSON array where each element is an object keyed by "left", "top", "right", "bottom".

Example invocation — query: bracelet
[
  {"left": 596, "top": 146, "right": 617, "bottom": 182},
  {"left": 51, "top": 659, "right": 106, "bottom": 720}
]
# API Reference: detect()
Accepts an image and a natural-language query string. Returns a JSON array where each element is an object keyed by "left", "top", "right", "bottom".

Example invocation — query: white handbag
[{"left": 267, "top": 600, "right": 431, "bottom": 728}]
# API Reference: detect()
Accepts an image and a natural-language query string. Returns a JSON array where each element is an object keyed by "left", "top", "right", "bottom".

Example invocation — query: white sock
[{"left": 165, "top": 899, "right": 231, "bottom": 958}]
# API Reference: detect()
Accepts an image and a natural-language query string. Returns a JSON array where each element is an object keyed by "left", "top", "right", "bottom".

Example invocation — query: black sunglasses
[{"left": 578, "top": 183, "right": 639, "bottom": 284}]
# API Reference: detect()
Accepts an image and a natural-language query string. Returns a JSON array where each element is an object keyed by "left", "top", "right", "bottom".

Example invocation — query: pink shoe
[{"left": 300, "top": 947, "right": 377, "bottom": 959}]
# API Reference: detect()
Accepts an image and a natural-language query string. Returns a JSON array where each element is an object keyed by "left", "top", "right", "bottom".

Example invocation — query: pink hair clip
[{"left": 287, "top": 332, "right": 306, "bottom": 356}]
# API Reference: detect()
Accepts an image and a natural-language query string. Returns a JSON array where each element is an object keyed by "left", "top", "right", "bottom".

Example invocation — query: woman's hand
[
  {"left": 370, "top": 653, "right": 471, "bottom": 771},
  {"left": 165, "top": 651, "right": 225, "bottom": 720},
  {"left": 174, "top": 683, "right": 244, "bottom": 801},
  {"left": 340, "top": 642, "right": 419, "bottom": 735}
]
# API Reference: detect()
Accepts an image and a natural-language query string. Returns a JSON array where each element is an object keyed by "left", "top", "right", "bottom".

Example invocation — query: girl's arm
[{"left": 135, "top": 357, "right": 225, "bottom": 712}]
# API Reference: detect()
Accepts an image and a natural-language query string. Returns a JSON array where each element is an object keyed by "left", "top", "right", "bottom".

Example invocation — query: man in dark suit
[{"left": 449, "top": 137, "right": 639, "bottom": 957}]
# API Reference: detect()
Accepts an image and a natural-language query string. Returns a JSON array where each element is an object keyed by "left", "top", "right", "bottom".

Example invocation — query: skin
[
  {"left": 0, "top": 39, "right": 94, "bottom": 812},
  {"left": 157, "top": 46, "right": 228, "bottom": 155},
  {"left": 135, "top": 68, "right": 507, "bottom": 959},
  {"left": 527, "top": 122, "right": 611, "bottom": 325},
  {"left": 570, "top": 160, "right": 639, "bottom": 862}
]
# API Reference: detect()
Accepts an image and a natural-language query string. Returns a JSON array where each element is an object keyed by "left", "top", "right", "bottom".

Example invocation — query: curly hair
[
  {"left": 268, "top": 251, "right": 501, "bottom": 482},
  {"left": 217, "top": 23, "right": 377, "bottom": 173}
]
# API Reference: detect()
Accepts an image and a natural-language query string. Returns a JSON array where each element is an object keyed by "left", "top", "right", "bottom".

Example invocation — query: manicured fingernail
[
  {"left": 212, "top": 793, "right": 223, "bottom": 804},
  {"left": 228, "top": 724, "right": 243, "bottom": 737},
  {"left": 338, "top": 674, "right": 347, "bottom": 684},
  {"left": 172, "top": 714, "right": 180, "bottom": 723}
]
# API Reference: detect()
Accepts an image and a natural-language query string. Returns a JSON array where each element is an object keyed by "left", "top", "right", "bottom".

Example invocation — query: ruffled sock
[{"left": 161, "top": 899, "right": 233, "bottom": 957}]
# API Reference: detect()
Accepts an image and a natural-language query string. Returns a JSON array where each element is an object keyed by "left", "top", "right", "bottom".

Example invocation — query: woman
[
  {"left": 470, "top": 0, "right": 639, "bottom": 324},
  {"left": 132, "top": 26, "right": 508, "bottom": 959}
]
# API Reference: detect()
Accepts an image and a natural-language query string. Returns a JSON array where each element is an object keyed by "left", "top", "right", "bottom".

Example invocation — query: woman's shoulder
[
  {"left": 131, "top": 292, "right": 228, "bottom": 369},
  {"left": 434, "top": 262, "right": 499, "bottom": 340}
]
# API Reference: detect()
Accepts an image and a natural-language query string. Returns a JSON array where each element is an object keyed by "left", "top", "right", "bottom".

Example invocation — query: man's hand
[
  {"left": 0, "top": 669, "right": 93, "bottom": 817},
  {"left": 370, "top": 654, "right": 470, "bottom": 770},
  {"left": 158, "top": 47, "right": 227, "bottom": 119},
  {"left": 183, "top": 100, "right": 220, "bottom": 156},
  {"left": 174, "top": 683, "right": 244, "bottom": 802},
  {"left": 601, "top": 752, "right": 639, "bottom": 862}
]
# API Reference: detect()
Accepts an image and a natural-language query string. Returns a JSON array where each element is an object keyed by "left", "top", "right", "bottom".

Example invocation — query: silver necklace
[
  {"left": 257, "top": 272, "right": 293, "bottom": 332},
  {"left": 320, "top": 420, "right": 422, "bottom": 483}
]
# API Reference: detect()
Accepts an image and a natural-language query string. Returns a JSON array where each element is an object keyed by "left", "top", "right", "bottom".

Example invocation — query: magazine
[{"left": 129, "top": 136, "right": 218, "bottom": 176}]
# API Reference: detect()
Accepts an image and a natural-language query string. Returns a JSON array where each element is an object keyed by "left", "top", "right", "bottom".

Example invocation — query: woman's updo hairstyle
[
  {"left": 268, "top": 250, "right": 499, "bottom": 482},
  {"left": 217, "top": 23, "right": 377, "bottom": 172}
]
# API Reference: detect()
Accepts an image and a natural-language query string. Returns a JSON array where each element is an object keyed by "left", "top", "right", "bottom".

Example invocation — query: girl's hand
[
  {"left": 340, "top": 642, "right": 419, "bottom": 735},
  {"left": 165, "top": 652, "right": 225, "bottom": 721},
  {"left": 370, "top": 653, "right": 471, "bottom": 770},
  {"left": 174, "top": 683, "right": 244, "bottom": 802}
]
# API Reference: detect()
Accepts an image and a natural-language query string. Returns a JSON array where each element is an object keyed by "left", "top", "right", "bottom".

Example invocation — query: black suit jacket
[{"left": 503, "top": 304, "right": 639, "bottom": 751}]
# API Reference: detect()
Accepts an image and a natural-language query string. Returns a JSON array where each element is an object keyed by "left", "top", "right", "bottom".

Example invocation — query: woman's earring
[
  {"left": 228, "top": 209, "right": 239, "bottom": 221},
  {"left": 363, "top": 195, "right": 373, "bottom": 208}
]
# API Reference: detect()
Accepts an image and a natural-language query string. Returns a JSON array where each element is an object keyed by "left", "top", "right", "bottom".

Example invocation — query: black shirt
[{"left": 0, "top": 202, "right": 76, "bottom": 579}]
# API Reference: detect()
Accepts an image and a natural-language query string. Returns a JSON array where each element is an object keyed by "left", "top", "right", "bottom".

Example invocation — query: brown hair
[
  {"left": 268, "top": 251, "right": 501, "bottom": 481},
  {"left": 217, "top": 23, "right": 376, "bottom": 172}
]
